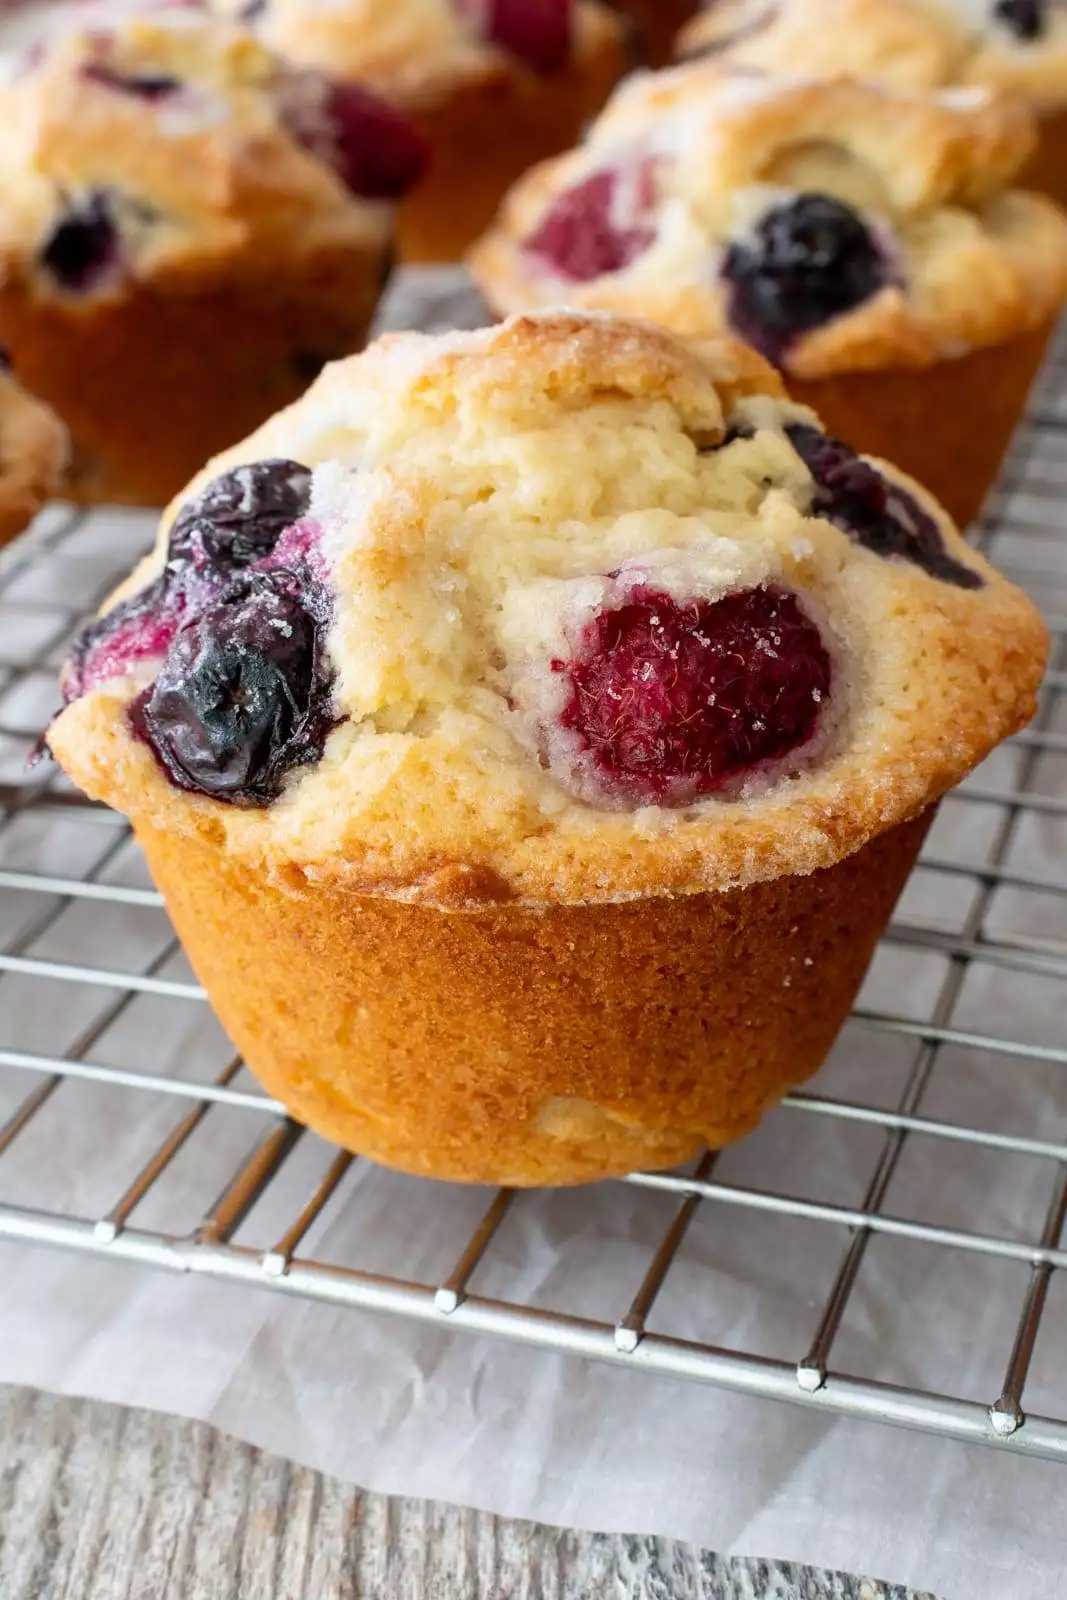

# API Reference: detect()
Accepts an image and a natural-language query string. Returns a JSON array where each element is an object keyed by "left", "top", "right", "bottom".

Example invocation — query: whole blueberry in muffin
[{"left": 722, "top": 194, "right": 891, "bottom": 361}]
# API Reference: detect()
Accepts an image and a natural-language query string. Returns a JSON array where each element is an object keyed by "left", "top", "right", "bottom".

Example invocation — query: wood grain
[{"left": 0, "top": 1387, "right": 936, "bottom": 1600}]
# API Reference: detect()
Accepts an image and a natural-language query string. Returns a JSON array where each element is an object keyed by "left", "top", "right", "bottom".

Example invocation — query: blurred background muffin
[
  {"left": 471, "top": 61, "right": 1067, "bottom": 527},
  {"left": 0, "top": 356, "right": 66, "bottom": 546},
  {"left": 213, "top": 0, "right": 629, "bottom": 260},
  {"left": 0, "top": 5, "right": 426, "bottom": 505},
  {"left": 679, "top": 0, "right": 1067, "bottom": 208}
]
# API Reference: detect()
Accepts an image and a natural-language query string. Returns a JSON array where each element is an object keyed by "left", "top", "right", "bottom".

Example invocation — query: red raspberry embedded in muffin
[
  {"left": 325, "top": 82, "right": 431, "bottom": 200},
  {"left": 278, "top": 73, "right": 430, "bottom": 201},
  {"left": 525, "top": 161, "right": 659, "bottom": 281},
  {"left": 554, "top": 585, "right": 832, "bottom": 805},
  {"left": 483, "top": 0, "right": 572, "bottom": 72}
]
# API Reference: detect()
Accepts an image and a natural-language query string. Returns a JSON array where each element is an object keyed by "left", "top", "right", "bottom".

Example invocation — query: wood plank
[{"left": 0, "top": 1386, "right": 936, "bottom": 1600}]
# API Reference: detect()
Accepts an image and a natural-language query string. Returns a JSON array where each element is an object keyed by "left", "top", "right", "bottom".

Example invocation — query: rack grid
[{"left": 3, "top": 317, "right": 1067, "bottom": 1462}]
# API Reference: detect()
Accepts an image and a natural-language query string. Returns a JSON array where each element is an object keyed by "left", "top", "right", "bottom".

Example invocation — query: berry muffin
[
  {"left": 212, "top": 0, "right": 628, "bottom": 262},
  {"left": 48, "top": 312, "right": 1046, "bottom": 1186},
  {"left": 678, "top": 0, "right": 1067, "bottom": 209},
  {"left": 0, "top": 7, "right": 427, "bottom": 506},
  {"left": 0, "top": 359, "right": 67, "bottom": 549},
  {"left": 470, "top": 65, "right": 1067, "bottom": 529}
]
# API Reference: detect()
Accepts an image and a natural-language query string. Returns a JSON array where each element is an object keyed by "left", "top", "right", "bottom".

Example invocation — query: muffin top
[
  {"left": 470, "top": 62, "right": 1067, "bottom": 377},
  {"left": 679, "top": 0, "right": 1067, "bottom": 111},
  {"left": 210, "top": 0, "right": 624, "bottom": 106},
  {"left": 49, "top": 312, "right": 1046, "bottom": 908},
  {"left": 0, "top": 6, "right": 427, "bottom": 298},
  {"left": 0, "top": 362, "right": 67, "bottom": 544}
]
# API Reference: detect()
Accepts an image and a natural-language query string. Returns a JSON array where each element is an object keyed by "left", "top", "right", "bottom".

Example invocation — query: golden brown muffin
[
  {"left": 49, "top": 312, "right": 1047, "bottom": 1184},
  {"left": 213, "top": 0, "right": 628, "bottom": 261},
  {"left": 680, "top": 0, "right": 1067, "bottom": 207},
  {"left": 470, "top": 64, "right": 1067, "bottom": 527},
  {"left": 0, "top": 7, "right": 427, "bottom": 507},
  {"left": 0, "top": 362, "right": 66, "bottom": 549}
]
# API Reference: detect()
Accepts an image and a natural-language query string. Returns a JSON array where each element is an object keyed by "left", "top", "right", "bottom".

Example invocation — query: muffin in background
[
  {"left": 470, "top": 63, "right": 1067, "bottom": 529},
  {"left": 0, "top": 7, "right": 427, "bottom": 507},
  {"left": 48, "top": 311, "right": 1047, "bottom": 1185},
  {"left": 0, "top": 360, "right": 66, "bottom": 548},
  {"left": 679, "top": 0, "right": 1067, "bottom": 208},
  {"left": 212, "top": 0, "right": 628, "bottom": 261}
]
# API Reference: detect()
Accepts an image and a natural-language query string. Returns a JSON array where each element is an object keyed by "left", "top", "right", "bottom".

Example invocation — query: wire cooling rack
[{"left": 3, "top": 329, "right": 1067, "bottom": 1464}]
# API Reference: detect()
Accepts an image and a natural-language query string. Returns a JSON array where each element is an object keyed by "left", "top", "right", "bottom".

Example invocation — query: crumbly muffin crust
[
  {"left": 0, "top": 365, "right": 66, "bottom": 546},
  {"left": 49, "top": 312, "right": 1047, "bottom": 908},
  {"left": 469, "top": 63, "right": 1067, "bottom": 378},
  {"left": 679, "top": 0, "right": 1067, "bottom": 112},
  {"left": 211, "top": 0, "right": 624, "bottom": 110}
]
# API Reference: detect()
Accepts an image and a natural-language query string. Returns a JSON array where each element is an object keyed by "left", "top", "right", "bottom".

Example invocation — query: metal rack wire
[{"left": 3, "top": 330, "right": 1067, "bottom": 1462}]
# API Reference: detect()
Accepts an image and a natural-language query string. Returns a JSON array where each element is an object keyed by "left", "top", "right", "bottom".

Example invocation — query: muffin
[
  {"left": 678, "top": 0, "right": 1067, "bottom": 208},
  {"left": 212, "top": 0, "right": 628, "bottom": 262},
  {"left": 0, "top": 7, "right": 427, "bottom": 507},
  {"left": 470, "top": 65, "right": 1067, "bottom": 529},
  {"left": 0, "top": 360, "right": 67, "bottom": 548},
  {"left": 48, "top": 312, "right": 1046, "bottom": 1186}
]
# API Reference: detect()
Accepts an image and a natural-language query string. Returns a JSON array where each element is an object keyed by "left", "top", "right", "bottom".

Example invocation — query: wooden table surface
[{"left": 0, "top": 1386, "right": 935, "bottom": 1600}]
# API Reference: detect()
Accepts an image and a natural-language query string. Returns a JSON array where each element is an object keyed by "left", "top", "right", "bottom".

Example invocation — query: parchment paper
[{"left": 0, "top": 49, "right": 1065, "bottom": 1581}]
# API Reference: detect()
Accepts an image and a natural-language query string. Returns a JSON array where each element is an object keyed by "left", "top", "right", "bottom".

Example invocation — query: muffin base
[
  {"left": 1020, "top": 107, "right": 1067, "bottom": 212},
  {"left": 788, "top": 323, "right": 1054, "bottom": 532},
  {"left": 136, "top": 810, "right": 930, "bottom": 1187},
  {"left": 397, "top": 30, "right": 626, "bottom": 262},
  {"left": 0, "top": 248, "right": 388, "bottom": 507}
]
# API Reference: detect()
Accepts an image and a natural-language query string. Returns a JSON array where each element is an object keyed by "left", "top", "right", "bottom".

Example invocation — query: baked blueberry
[
  {"left": 39, "top": 192, "right": 120, "bottom": 293},
  {"left": 722, "top": 193, "right": 890, "bottom": 363},
  {"left": 787, "top": 423, "right": 983, "bottom": 588},
  {"left": 525, "top": 162, "right": 658, "bottom": 280},
  {"left": 135, "top": 569, "right": 335, "bottom": 805},
  {"left": 993, "top": 0, "right": 1046, "bottom": 41},
  {"left": 555, "top": 583, "right": 832, "bottom": 805},
  {"left": 167, "top": 460, "right": 313, "bottom": 579},
  {"left": 63, "top": 461, "right": 316, "bottom": 703}
]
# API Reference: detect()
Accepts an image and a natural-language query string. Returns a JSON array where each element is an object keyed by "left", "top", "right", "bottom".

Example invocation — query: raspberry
[
  {"left": 483, "top": 0, "right": 572, "bottom": 72},
  {"left": 525, "top": 162, "right": 659, "bottom": 281},
  {"left": 278, "top": 73, "right": 430, "bottom": 201},
  {"left": 555, "top": 584, "right": 832, "bottom": 805}
]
